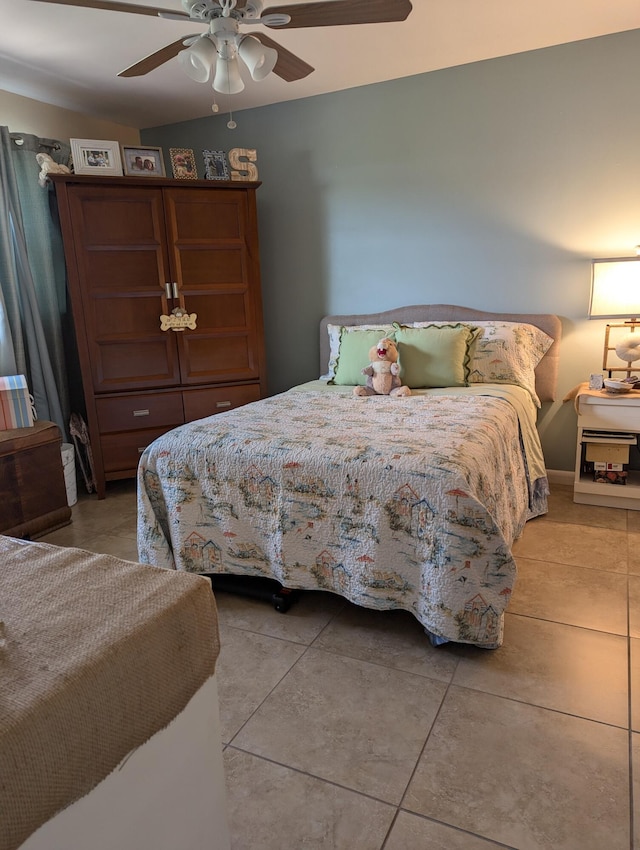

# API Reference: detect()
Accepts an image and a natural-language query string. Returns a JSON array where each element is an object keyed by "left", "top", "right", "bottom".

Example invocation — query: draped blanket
[
  {"left": 0, "top": 536, "right": 219, "bottom": 850},
  {"left": 138, "top": 383, "right": 547, "bottom": 648}
]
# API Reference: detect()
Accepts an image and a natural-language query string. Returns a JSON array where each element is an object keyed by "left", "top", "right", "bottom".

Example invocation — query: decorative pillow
[
  {"left": 394, "top": 324, "right": 477, "bottom": 388},
  {"left": 323, "top": 319, "right": 554, "bottom": 403},
  {"left": 331, "top": 327, "right": 397, "bottom": 386},
  {"left": 322, "top": 324, "right": 393, "bottom": 381},
  {"left": 466, "top": 321, "right": 554, "bottom": 406},
  {"left": 322, "top": 320, "right": 475, "bottom": 381}
]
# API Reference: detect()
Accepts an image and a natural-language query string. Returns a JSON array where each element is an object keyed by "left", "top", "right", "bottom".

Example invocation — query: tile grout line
[{"left": 221, "top": 592, "right": 353, "bottom": 748}]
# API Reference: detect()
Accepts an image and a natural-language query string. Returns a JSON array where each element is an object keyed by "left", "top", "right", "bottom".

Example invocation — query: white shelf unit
[{"left": 574, "top": 392, "right": 640, "bottom": 510}]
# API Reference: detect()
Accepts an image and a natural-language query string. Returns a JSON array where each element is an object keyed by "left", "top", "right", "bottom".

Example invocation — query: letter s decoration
[{"left": 228, "top": 148, "right": 258, "bottom": 182}]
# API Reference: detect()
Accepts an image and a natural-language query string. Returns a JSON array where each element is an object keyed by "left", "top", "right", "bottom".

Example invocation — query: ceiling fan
[{"left": 30, "top": 0, "right": 414, "bottom": 95}]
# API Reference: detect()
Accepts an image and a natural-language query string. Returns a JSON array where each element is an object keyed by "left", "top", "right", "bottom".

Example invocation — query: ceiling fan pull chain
[{"left": 226, "top": 92, "right": 237, "bottom": 129}]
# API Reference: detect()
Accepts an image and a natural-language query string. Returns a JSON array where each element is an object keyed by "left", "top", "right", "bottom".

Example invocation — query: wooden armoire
[{"left": 53, "top": 174, "right": 266, "bottom": 498}]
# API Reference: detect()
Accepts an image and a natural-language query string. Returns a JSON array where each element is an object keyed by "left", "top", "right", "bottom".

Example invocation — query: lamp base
[{"left": 603, "top": 321, "right": 640, "bottom": 378}]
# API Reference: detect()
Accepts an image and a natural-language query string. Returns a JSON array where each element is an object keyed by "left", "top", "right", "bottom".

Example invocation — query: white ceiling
[{"left": 1, "top": 0, "right": 640, "bottom": 130}]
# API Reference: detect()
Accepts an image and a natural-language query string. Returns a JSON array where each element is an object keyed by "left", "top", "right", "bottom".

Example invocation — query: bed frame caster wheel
[{"left": 272, "top": 587, "right": 295, "bottom": 613}]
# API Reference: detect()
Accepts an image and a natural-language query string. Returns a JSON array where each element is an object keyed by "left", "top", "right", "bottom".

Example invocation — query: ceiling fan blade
[
  {"left": 255, "top": 33, "right": 314, "bottom": 82},
  {"left": 29, "top": 0, "right": 189, "bottom": 19},
  {"left": 118, "top": 36, "right": 195, "bottom": 77},
  {"left": 262, "top": 0, "right": 412, "bottom": 28}
]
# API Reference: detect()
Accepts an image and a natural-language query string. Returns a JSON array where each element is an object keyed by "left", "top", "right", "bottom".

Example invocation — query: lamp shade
[
  {"left": 178, "top": 36, "right": 217, "bottom": 83},
  {"left": 238, "top": 35, "right": 277, "bottom": 81},
  {"left": 213, "top": 55, "right": 245, "bottom": 94},
  {"left": 589, "top": 257, "right": 640, "bottom": 319}
]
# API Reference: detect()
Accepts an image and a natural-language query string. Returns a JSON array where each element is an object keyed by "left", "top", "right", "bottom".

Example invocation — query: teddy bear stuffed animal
[
  {"left": 36, "top": 152, "right": 71, "bottom": 188},
  {"left": 353, "top": 337, "right": 411, "bottom": 397}
]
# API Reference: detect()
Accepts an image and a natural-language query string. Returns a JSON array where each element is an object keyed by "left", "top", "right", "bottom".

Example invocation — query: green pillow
[
  {"left": 395, "top": 324, "right": 476, "bottom": 388},
  {"left": 331, "top": 327, "right": 394, "bottom": 386}
]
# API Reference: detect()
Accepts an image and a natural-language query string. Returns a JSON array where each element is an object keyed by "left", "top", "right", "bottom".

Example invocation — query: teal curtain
[{"left": 0, "top": 128, "right": 73, "bottom": 438}]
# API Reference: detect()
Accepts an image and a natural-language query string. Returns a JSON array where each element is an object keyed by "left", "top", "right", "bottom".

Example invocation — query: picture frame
[
  {"left": 169, "top": 147, "right": 198, "bottom": 180},
  {"left": 122, "top": 145, "right": 166, "bottom": 177},
  {"left": 203, "top": 149, "right": 230, "bottom": 181},
  {"left": 70, "top": 138, "right": 123, "bottom": 176}
]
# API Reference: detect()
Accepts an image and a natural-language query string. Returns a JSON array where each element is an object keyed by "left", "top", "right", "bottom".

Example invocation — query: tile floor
[{"left": 40, "top": 481, "right": 639, "bottom": 850}]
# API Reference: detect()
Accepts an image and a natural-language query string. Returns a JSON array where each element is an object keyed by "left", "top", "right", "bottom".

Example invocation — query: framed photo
[
  {"left": 70, "top": 139, "right": 123, "bottom": 176},
  {"left": 169, "top": 147, "right": 198, "bottom": 180},
  {"left": 122, "top": 145, "right": 165, "bottom": 177},
  {"left": 203, "top": 149, "right": 230, "bottom": 181}
]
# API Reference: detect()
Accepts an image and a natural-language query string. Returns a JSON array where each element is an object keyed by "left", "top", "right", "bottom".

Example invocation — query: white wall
[{"left": 0, "top": 89, "right": 139, "bottom": 145}]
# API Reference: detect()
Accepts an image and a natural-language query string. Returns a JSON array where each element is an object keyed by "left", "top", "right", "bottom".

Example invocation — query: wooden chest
[{"left": 0, "top": 421, "right": 72, "bottom": 539}]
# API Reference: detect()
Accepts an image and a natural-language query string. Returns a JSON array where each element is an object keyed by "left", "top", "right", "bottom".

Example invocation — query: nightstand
[{"left": 572, "top": 384, "right": 640, "bottom": 510}]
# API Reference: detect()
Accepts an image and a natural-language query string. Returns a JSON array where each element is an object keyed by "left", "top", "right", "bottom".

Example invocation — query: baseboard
[{"left": 546, "top": 469, "right": 574, "bottom": 486}]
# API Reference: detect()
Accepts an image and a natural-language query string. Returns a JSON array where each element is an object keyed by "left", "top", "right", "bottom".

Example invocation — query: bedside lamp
[{"left": 589, "top": 255, "right": 640, "bottom": 377}]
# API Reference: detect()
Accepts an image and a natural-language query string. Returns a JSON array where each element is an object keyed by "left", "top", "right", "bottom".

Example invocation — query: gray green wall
[{"left": 143, "top": 28, "right": 640, "bottom": 472}]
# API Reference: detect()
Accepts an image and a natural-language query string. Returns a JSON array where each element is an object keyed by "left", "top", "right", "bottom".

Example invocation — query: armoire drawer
[
  {"left": 101, "top": 426, "right": 176, "bottom": 474},
  {"left": 183, "top": 384, "right": 261, "bottom": 422},
  {"left": 96, "top": 392, "right": 184, "bottom": 433}
]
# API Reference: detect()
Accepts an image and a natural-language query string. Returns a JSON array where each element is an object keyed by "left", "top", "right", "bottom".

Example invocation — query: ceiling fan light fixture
[
  {"left": 213, "top": 54, "right": 245, "bottom": 94},
  {"left": 238, "top": 34, "right": 277, "bottom": 81},
  {"left": 178, "top": 34, "right": 217, "bottom": 83}
]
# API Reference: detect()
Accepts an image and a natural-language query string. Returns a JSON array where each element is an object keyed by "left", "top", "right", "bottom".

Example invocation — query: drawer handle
[
  {"left": 216, "top": 400, "right": 232, "bottom": 408},
  {"left": 133, "top": 409, "right": 150, "bottom": 417},
  {"left": 138, "top": 447, "right": 146, "bottom": 454}
]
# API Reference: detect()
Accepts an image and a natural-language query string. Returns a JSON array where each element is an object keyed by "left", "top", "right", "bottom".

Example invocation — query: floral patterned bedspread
[{"left": 137, "top": 384, "right": 547, "bottom": 648}]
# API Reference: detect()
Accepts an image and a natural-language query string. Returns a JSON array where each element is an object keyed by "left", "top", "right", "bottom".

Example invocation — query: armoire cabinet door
[
  {"left": 66, "top": 185, "right": 180, "bottom": 392},
  {"left": 164, "top": 188, "right": 263, "bottom": 385}
]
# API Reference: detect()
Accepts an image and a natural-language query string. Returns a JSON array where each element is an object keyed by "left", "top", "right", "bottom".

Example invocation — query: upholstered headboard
[{"left": 319, "top": 304, "right": 562, "bottom": 402}]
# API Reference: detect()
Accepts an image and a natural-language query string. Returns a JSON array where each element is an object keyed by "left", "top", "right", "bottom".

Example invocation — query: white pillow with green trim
[
  {"left": 321, "top": 324, "right": 393, "bottom": 381},
  {"left": 330, "top": 327, "right": 395, "bottom": 386}
]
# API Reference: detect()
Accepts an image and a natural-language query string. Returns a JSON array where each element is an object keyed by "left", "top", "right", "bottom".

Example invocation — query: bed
[{"left": 137, "top": 305, "right": 561, "bottom": 649}]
